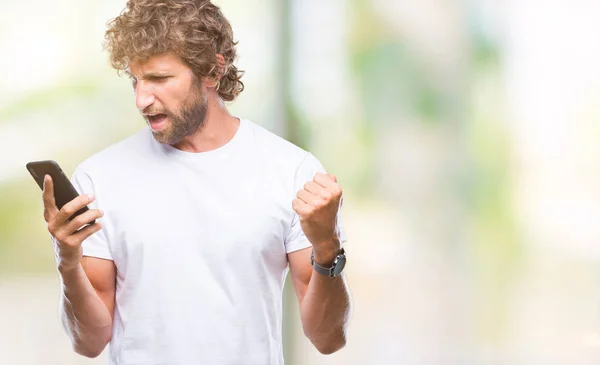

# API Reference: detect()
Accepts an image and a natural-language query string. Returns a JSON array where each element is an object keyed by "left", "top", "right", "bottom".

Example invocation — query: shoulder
[
  {"left": 72, "top": 127, "right": 151, "bottom": 180},
  {"left": 242, "top": 119, "right": 327, "bottom": 188},
  {"left": 243, "top": 119, "right": 313, "bottom": 169}
]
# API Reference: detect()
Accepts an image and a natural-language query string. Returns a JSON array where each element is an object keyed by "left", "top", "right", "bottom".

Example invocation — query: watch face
[{"left": 332, "top": 255, "right": 346, "bottom": 276}]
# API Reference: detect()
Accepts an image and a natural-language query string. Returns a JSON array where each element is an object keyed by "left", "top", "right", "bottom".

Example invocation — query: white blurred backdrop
[{"left": 2, "top": 0, "right": 600, "bottom": 364}]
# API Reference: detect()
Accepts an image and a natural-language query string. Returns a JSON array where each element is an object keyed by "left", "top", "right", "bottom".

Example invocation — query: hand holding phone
[
  {"left": 27, "top": 160, "right": 94, "bottom": 223},
  {"left": 27, "top": 160, "right": 104, "bottom": 271}
]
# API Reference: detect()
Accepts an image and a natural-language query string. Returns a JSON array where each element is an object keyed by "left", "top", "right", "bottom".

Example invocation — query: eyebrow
[{"left": 124, "top": 70, "right": 170, "bottom": 79}]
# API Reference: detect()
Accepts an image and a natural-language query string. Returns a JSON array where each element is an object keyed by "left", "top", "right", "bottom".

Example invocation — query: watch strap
[{"left": 310, "top": 248, "right": 345, "bottom": 277}]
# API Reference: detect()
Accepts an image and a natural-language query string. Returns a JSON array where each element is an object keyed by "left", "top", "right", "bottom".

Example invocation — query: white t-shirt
[{"left": 70, "top": 119, "right": 346, "bottom": 365}]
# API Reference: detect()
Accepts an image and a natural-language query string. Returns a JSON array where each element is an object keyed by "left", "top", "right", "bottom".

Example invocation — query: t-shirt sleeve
[
  {"left": 70, "top": 167, "right": 113, "bottom": 260},
  {"left": 284, "top": 153, "right": 348, "bottom": 253}
]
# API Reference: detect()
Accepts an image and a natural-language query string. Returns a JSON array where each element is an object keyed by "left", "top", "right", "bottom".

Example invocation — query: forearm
[
  {"left": 299, "top": 250, "right": 351, "bottom": 354},
  {"left": 59, "top": 264, "right": 113, "bottom": 357}
]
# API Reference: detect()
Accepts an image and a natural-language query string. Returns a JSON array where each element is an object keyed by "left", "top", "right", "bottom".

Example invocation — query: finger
[
  {"left": 303, "top": 181, "right": 328, "bottom": 197},
  {"left": 297, "top": 189, "right": 318, "bottom": 205},
  {"left": 327, "top": 173, "right": 337, "bottom": 183},
  {"left": 54, "top": 194, "right": 96, "bottom": 227},
  {"left": 292, "top": 198, "right": 310, "bottom": 216},
  {"left": 62, "top": 209, "right": 104, "bottom": 236},
  {"left": 313, "top": 173, "right": 341, "bottom": 195},
  {"left": 313, "top": 172, "right": 335, "bottom": 188},
  {"left": 42, "top": 175, "right": 58, "bottom": 218},
  {"left": 70, "top": 222, "right": 103, "bottom": 243}
]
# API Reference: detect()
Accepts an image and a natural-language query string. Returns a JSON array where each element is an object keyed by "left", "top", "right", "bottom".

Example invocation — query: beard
[{"left": 148, "top": 87, "right": 208, "bottom": 146}]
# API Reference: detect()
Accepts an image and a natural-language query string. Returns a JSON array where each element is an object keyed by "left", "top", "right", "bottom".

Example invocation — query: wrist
[
  {"left": 56, "top": 246, "right": 83, "bottom": 275},
  {"left": 312, "top": 238, "right": 342, "bottom": 267},
  {"left": 58, "top": 261, "right": 81, "bottom": 276}
]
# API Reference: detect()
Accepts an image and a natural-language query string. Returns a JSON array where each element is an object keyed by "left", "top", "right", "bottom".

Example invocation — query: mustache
[{"left": 142, "top": 107, "right": 170, "bottom": 116}]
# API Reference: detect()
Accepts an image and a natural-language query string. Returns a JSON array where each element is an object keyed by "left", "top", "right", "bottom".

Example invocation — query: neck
[{"left": 172, "top": 91, "right": 239, "bottom": 153}]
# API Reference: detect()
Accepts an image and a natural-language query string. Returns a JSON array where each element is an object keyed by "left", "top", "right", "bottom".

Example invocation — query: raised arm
[{"left": 289, "top": 172, "right": 352, "bottom": 354}]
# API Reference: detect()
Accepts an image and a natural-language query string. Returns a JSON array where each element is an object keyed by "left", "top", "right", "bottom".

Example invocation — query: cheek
[
  {"left": 159, "top": 77, "right": 199, "bottom": 115},
  {"left": 155, "top": 89, "right": 181, "bottom": 115}
]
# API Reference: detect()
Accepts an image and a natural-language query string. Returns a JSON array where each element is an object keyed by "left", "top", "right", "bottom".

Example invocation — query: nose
[{"left": 134, "top": 81, "right": 156, "bottom": 111}]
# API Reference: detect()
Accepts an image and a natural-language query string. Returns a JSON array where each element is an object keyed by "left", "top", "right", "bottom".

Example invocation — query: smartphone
[{"left": 26, "top": 160, "right": 95, "bottom": 224}]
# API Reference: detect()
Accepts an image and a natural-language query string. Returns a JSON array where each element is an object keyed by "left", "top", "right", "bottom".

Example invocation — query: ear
[{"left": 205, "top": 54, "right": 226, "bottom": 89}]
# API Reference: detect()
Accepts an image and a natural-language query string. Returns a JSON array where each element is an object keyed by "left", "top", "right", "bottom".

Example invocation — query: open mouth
[{"left": 146, "top": 113, "right": 168, "bottom": 130}]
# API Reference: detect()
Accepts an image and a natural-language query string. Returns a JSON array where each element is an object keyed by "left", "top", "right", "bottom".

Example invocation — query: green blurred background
[{"left": 2, "top": 0, "right": 600, "bottom": 364}]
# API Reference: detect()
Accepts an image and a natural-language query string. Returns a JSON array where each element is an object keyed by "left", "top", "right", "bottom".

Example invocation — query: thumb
[{"left": 42, "top": 175, "right": 58, "bottom": 222}]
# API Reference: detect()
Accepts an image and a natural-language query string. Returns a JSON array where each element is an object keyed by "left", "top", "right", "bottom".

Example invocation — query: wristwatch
[{"left": 311, "top": 248, "right": 346, "bottom": 277}]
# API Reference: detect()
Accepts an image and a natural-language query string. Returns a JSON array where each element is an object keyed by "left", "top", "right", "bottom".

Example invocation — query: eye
[{"left": 149, "top": 76, "right": 169, "bottom": 82}]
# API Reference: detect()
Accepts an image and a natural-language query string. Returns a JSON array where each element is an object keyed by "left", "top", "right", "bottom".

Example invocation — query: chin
[{"left": 151, "top": 130, "right": 174, "bottom": 145}]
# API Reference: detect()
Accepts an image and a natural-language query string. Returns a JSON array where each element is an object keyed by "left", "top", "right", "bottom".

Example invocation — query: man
[{"left": 41, "top": 1, "right": 351, "bottom": 364}]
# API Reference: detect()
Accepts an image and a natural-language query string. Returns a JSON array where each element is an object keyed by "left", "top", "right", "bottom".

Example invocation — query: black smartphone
[{"left": 26, "top": 160, "right": 95, "bottom": 224}]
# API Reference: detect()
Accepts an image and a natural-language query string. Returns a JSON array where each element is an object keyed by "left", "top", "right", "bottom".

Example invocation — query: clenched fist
[{"left": 292, "top": 172, "right": 343, "bottom": 262}]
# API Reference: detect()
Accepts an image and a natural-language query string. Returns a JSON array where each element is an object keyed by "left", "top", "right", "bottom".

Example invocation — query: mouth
[{"left": 145, "top": 113, "right": 168, "bottom": 131}]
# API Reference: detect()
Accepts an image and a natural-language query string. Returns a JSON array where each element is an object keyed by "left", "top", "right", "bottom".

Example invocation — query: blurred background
[{"left": 2, "top": 0, "right": 600, "bottom": 364}]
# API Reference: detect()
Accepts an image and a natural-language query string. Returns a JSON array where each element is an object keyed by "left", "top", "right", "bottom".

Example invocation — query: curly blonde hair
[{"left": 104, "top": 0, "right": 244, "bottom": 101}]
